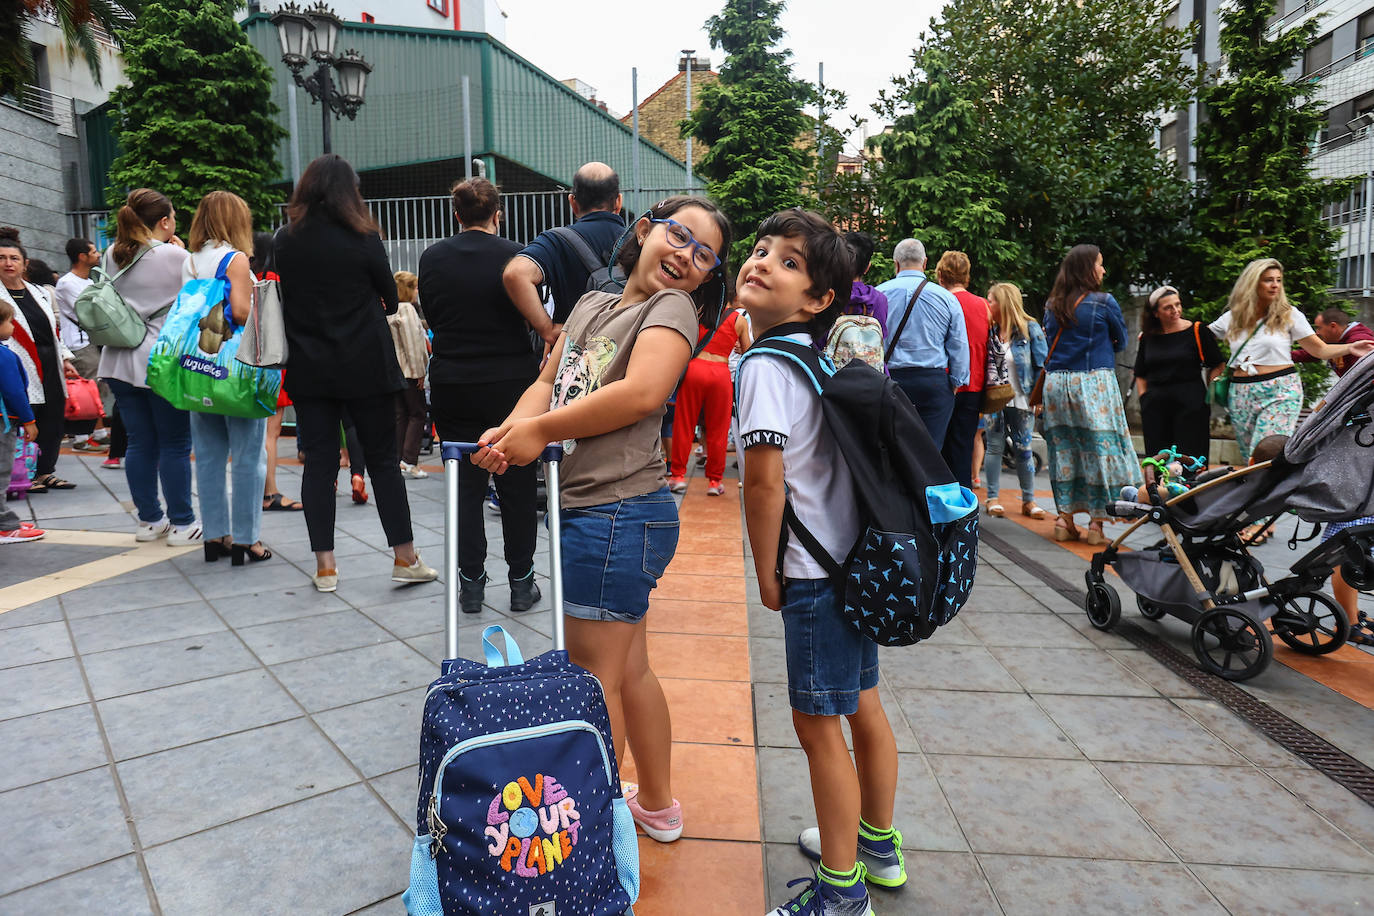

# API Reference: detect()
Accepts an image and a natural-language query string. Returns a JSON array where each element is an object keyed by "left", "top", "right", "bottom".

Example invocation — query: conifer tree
[
  {"left": 105, "top": 0, "right": 285, "bottom": 224},
  {"left": 686, "top": 0, "right": 814, "bottom": 265},
  {"left": 1190, "top": 0, "right": 1352, "bottom": 325}
]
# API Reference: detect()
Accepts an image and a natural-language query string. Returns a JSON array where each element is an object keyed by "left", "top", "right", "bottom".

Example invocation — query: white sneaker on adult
[
  {"left": 400, "top": 462, "right": 429, "bottom": 480},
  {"left": 135, "top": 518, "right": 172, "bottom": 542},
  {"left": 168, "top": 521, "right": 204, "bottom": 546}
]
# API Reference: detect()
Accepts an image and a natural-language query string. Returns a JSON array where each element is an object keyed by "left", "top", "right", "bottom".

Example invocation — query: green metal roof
[{"left": 241, "top": 14, "right": 691, "bottom": 190}]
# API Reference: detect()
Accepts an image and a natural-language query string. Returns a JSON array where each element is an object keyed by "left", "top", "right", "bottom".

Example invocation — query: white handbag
[{"left": 236, "top": 277, "right": 288, "bottom": 369}]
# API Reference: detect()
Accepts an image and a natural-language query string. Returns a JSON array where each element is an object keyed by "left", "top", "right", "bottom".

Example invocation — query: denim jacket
[
  {"left": 1006, "top": 319, "right": 1048, "bottom": 392},
  {"left": 1042, "top": 292, "right": 1127, "bottom": 372}
]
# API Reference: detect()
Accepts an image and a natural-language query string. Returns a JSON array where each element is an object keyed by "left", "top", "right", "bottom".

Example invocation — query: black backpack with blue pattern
[{"left": 741, "top": 326, "right": 980, "bottom": 646}]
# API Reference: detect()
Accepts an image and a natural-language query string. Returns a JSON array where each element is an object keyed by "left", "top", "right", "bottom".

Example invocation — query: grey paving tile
[
  {"left": 236, "top": 609, "right": 393, "bottom": 665},
  {"left": 919, "top": 614, "right": 981, "bottom": 646},
  {"left": 1192, "top": 864, "right": 1374, "bottom": 915},
  {"left": 965, "top": 585, "right": 1056, "bottom": 614},
  {"left": 99, "top": 669, "right": 301, "bottom": 761},
  {"left": 0, "top": 766, "right": 133, "bottom": 895},
  {"left": 0, "top": 657, "right": 88, "bottom": 722},
  {"left": 143, "top": 785, "right": 408, "bottom": 913},
  {"left": 1236, "top": 664, "right": 1374, "bottom": 771},
  {"left": 749, "top": 635, "right": 788, "bottom": 684},
  {"left": 962, "top": 611, "right": 1094, "bottom": 648},
  {"left": 749, "top": 600, "right": 785, "bottom": 638},
  {"left": 0, "top": 855, "right": 152, "bottom": 914},
  {"left": 930, "top": 754, "right": 1172, "bottom": 860},
  {"left": 118, "top": 718, "right": 358, "bottom": 845},
  {"left": 1060, "top": 612, "right": 1139, "bottom": 650},
  {"left": 980, "top": 855, "right": 1226, "bottom": 915},
  {"left": 764, "top": 844, "right": 998, "bottom": 914},
  {"left": 370, "top": 765, "right": 420, "bottom": 827},
  {"left": 209, "top": 586, "right": 352, "bottom": 628},
  {"left": 0, "top": 703, "right": 106, "bottom": 792},
  {"left": 1105, "top": 649, "right": 1207, "bottom": 699},
  {"left": 272, "top": 640, "right": 435, "bottom": 712},
  {"left": 896, "top": 689, "right": 1079, "bottom": 759},
  {"left": 1100, "top": 762, "right": 1374, "bottom": 870},
  {"left": 59, "top": 576, "right": 205, "bottom": 619},
  {"left": 989, "top": 647, "right": 1157, "bottom": 696},
  {"left": 189, "top": 562, "right": 315, "bottom": 600},
  {"left": 893, "top": 753, "right": 973, "bottom": 853},
  {"left": 882, "top": 645, "right": 1022, "bottom": 693},
  {"left": 1265, "top": 766, "right": 1374, "bottom": 853},
  {"left": 0, "top": 620, "right": 72, "bottom": 668},
  {"left": 1170, "top": 699, "right": 1304, "bottom": 769},
  {"left": 329, "top": 566, "right": 444, "bottom": 608},
  {"left": 753, "top": 682, "right": 798, "bottom": 749},
  {"left": 356, "top": 592, "right": 446, "bottom": 638},
  {"left": 82, "top": 630, "right": 259, "bottom": 700},
  {"left": 1037, "top": 695, "right": 1246, "bottom": 765},
  {"left": 350, "top": 893, "right": 406, "bottom": 914},
  {"left": 0, "top": 597, "right": 61, "bottom": 629},
  {"left": 313, "top": 688, "right": 425, "bottom": 778},
  {"left": 67, "top": 601, "right": 224, "bottom": 655}
]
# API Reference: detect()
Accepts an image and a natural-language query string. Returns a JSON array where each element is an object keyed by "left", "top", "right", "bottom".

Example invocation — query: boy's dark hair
[
  {"left": 0, "top": 300, "right": 13, "bottom": 323},
  {"left": 1250, "top": 434, "right": 1288, "bottom": 464},
  {"left": 754, "top": 209, "right": 853, "bottom": 340},
  {"left": 616, "top": 196, "right": 731, "bottom": 320},
  {"left": 1318, "top": 306, "right": 1352, "bottom": 327},
  {"left": 572, "top": 168, "right": 620, "bottom": 213},
  {"left": 65, "top": 237, "right": 94, "bottom": 265},
  {"left": 844, "top": 231, "right": 875, "bottom": 277},
  {"left": 26, "top": 259, "right": 57, "bottom": 287}
]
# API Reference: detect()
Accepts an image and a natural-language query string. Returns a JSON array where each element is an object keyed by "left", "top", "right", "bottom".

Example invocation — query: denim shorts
[
  {"left": 781, "top": 578, "right": 879, "bottom": 716},
  {"left": 560, "top": 487, "right": 680, "bottom": 623}
]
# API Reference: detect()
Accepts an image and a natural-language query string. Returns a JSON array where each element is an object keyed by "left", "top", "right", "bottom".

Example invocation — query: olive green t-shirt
[{"left": 550, "top": 288, "right": 698, "bottom": 508}]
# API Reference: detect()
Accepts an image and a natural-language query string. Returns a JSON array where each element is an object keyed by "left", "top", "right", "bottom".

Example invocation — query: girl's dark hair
[
  {"left": 112, "top": 189, "right": 173, "bottom": 268},
  {"left": 844, "top": 231, "right": 875, "bottom": 276},
  {"left": 615, "top": 196, "right": 732, "bottom": 321},
  {"left": 0, "top": 226, "right": 27, "bottom": 260},
  {"left": 752, "top": 208, "right": 854, "bottom": 340},
  {"left": 26, "top": 259, "right": 57, "bottom": 287},
  {"left": 451, "top": 177, "right": 500, "bottom": 227},
  {"left": 286, "top": 154, "right": 379, "bottom": 235},
  {"left": 251, "top": 231, "right": 275, "bottom": 276},
  {"left": 1047, "top": 243, "right": 1101, "bottom": 326}
]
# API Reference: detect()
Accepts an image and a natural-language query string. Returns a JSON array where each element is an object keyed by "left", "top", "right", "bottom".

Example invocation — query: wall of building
[
  {"left": 622, "top": 63, "right": 718, "bottom": 169},
  {"left": 0, "top": 102, "right": 71, "bottom": 268},
  {"left": 249, "top": 0, "right": 506, "bottom": 42}
]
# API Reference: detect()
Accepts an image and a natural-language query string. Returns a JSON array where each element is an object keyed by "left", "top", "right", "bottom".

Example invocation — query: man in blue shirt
[
  {"left": 877, "top": 238, "right": 969, "bottom": 447},
  {"left": 502, "top": 162, "right": 625, "bottom": 355}
]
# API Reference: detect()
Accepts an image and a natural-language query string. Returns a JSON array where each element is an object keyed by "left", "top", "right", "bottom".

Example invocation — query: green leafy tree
[
  {"left": 872, "top": 0, "right": 1198, "bottom": 302},
  {"left": 686, "top": 0, "right": 815, "bottom": 265},
  {"left": 1188, "top": 0, "right": 1352, "bottom": 330},
  {"left": 105, "top": 0, "right": 284, "bottom": 224},
  {"left": 0, "top": 1, "right": 137, "bottom": 94}
]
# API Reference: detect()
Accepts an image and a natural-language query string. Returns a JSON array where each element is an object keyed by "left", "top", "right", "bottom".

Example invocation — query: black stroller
[{"left": 1084, "top": 355, "right": 1374, "bottom": 681}]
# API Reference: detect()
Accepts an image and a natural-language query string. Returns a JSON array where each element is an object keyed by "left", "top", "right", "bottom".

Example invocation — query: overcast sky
[{"left": 501, "top": 0, "right": 947, "bottom": 154}]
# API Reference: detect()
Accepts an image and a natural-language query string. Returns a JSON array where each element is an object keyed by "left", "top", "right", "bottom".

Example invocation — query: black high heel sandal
[
  {"left": 231, "top": 543, "right": 273, "bottom": 566},
  {"left": 204, "top": 539, "right": 232, "bottom": 562}
]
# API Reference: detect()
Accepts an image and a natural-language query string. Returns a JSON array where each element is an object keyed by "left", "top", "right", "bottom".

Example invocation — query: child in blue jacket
[{"left": 0, "top": 299, "right": 43, "bottom": 542}]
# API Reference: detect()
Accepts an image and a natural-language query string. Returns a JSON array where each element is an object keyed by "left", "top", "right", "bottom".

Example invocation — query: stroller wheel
[
  {"left": 1136, "top": 595, "right": 1168, "bottom": 621},
  {"left": 1192, "top": 608, "right": 1272, "bottom": 680},
  {"left": 1271, "top": 591, "right": 1350, "bottom": 655},
  {"left": 1084, "top": 572, "right": 1121, "bottom": 630},
  {"left": 1341, "top": 556, "right": 1374, "bottom": 592}
]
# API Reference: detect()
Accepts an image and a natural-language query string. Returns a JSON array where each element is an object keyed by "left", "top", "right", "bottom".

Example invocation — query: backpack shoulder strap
[
  {"left": 738, "top": 334, "right": 832, "bottom": 396},
  {"left": 548, "top": 225, "right": 608, "bottom": 276},
  {"left": 883, "top": 278, "right": 930, "bottom": 363}
]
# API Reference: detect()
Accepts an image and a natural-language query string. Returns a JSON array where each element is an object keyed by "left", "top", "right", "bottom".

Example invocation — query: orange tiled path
[
  {"left": 985, "top": 484, "right": 1374, "bottom": 709},
  {"left": 621, "top": 477, "right": 766, "bottom": 915}
]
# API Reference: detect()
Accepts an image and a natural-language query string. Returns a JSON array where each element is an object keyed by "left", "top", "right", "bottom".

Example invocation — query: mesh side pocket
[
  {"left": 402, "top": 834, "right": 443, "bottom": 916},
  {"left": 611, "top": 796, "right": 641, "bottom": 904}
]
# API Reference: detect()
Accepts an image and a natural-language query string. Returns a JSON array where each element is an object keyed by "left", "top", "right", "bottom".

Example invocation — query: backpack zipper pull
[{"left": 427, "top": 795, "right": 447, "bottom": 859}]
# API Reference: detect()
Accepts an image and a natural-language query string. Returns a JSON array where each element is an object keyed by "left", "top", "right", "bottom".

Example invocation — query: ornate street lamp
[{"left": 270, "top": 2, "right": 372, "bottom": 155}]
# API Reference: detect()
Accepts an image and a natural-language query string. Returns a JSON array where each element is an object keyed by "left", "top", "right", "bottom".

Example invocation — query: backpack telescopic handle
[{"left": 441, "top": 442, "right": 566, "bottom": 662}]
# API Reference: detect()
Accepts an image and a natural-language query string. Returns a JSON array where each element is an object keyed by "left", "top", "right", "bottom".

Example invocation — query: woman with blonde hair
[
  {"left": 98, "top": 189, "right": 199, "bottom": 543},
  {"left": 183, "top": 191, "right": 272, "bottom": 564},
  {"left": 982, "top": 282, "right": 1048, "bottom": 519},
  {"left": 390, "top": 269, "right": 430, "bottom": 479},
  {"left": 1208, "top": 258, "right": 1372, "bottom": 461}
]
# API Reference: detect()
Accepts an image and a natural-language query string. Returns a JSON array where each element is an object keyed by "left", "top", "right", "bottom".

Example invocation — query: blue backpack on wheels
[{"left": 405, "top": 444, "right": 639, "bottom": 916}]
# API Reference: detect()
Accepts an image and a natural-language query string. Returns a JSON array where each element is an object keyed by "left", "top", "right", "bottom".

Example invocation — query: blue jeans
[
  {"left": 889, "top": 366, "right": 955, "bottom": 447},
  {"left": 190, "top": 412, "right": 268, "bottom": 544},
  {"left": 984, "top": 406, "right": 1036, "bottom": 502},
  {"left": 104, "top": 378, "right": 194, "bottom": 526},
  {"left": 781, "top": 578, "right": 879, "bottom": 716},
  {"left": 560, "top": 488, "right": 680, "bottom": 623}
]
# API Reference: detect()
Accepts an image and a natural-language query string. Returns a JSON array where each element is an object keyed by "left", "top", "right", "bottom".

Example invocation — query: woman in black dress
[{"left": 1134, "top": 285, "right": 1225, "bottom": 461}]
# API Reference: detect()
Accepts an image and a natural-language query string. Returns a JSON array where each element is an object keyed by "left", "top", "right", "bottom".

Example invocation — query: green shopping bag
[{"left": 146, "top": 252, "right": 281, "bottom": 418}]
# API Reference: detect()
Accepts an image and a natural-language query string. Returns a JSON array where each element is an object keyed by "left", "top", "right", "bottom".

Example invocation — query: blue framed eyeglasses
[{"left": 650, "top": 217, "right": 721, "bottom": 272}]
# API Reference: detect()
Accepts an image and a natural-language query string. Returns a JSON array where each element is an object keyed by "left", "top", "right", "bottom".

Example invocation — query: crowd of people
[{"left": 3, "top": 152, "right": 1373, "bottom": 916}]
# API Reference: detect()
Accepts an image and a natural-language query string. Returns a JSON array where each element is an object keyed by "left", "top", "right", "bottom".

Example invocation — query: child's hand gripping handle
[{"left": 439, "top": 441, "right": 564, "bottom": 463}]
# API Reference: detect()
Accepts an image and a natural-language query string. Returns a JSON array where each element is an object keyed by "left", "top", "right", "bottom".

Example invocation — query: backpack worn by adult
[
  {"left": 548, "top": 225, "right": 626, "bottom": 295},
  {"left": 738, "top": 323, "right": 981, "bottom": 646},
  {"left": 74, "top": 243, "right": 170, "bottom": 348}
]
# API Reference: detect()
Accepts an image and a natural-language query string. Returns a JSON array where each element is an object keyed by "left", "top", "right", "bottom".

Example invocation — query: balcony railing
[
  {"left": 1268, "top": 0, "right": 1328, "bottom": 34},
  {"left": 1, "top": 83, "right": 76, "bottom": 136}
]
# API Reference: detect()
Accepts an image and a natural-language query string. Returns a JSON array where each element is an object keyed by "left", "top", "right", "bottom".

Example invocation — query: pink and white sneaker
[
  {"left": 666, "top": 476, "right": 689, "bottom": 494},
  {"left": 622, "top": 782, "right": 684, "bottom": 843},
  {"left": 0, "top": 524, "right": 45, "bottom": 544},
  {"left": 706, "top": 479, "right": 725, "bottom": 496}
]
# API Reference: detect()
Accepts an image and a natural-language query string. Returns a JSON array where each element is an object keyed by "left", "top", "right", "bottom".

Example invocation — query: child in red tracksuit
[{"left": 667, "top": 307, "right": 741, "bottom": 496}]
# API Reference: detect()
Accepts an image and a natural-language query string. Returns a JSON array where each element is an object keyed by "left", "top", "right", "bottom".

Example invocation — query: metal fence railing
[
  {"left": 2, "top": 84, "right": 76, "bottom": 136},
  {"left": 71, "top": 187, "right": 703, "bottom": 272}
]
